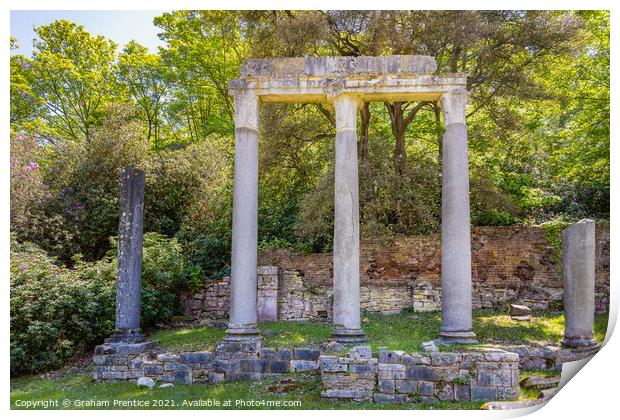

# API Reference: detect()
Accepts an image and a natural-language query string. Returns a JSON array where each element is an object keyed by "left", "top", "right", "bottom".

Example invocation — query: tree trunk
[
  {"left": 358, "top": 103, "right": 375, "bottom": 214},
  {"left": 387, "top": 102, "right": 408, "bottom": 177},
  {"left": 434, "top": 102, "right": 443, "bottom": 163}
]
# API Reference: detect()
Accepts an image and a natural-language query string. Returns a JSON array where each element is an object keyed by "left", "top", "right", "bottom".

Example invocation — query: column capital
[
  {"left": 441, "top": 89, "right": 468, "bottom": 126},
  {"left": 234, "top": 94, "right": 260, "bottom": 130},
  {"left": 328, "top": 93, "right": 365, "bottom": 109},
  {"left": 330, "top": 94, "right": 363, "bottom": 132}
]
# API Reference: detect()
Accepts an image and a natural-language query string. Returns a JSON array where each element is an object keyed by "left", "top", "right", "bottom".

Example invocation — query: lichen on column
[
  {"left": 331, "top": 93, "right": 366, "bottom": 343},
  {"left": 437, "top": 89, "right": 477, "bottom": 345},
  {"left": 226, "top": 93, "right": 261, "bottom": 341}
]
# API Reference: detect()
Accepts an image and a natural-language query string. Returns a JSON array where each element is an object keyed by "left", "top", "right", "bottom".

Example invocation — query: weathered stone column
[
  {"left": 562, "top": 219, "right": 596, "bottom": 348},
  {"left": 226, "top": 94, "right": 260, "bottom": 341},
  {"left": 331, "top": 94, "right": 365, "bottom": 343},
  {"left": 437, "top": 89, "right": 477, "bottom": 344},
  {"left": 107, "top": 168, "right": 145, "bottom": 343}
]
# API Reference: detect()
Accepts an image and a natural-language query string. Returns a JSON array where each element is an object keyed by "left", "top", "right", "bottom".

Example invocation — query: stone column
[
  {"left": 562, "top": 219, "right": 596, "bottom": 348},
  {"left": 226, "top": 94, "right": 260, "bottom": 341},
  {"left": 437, "top": 89, "right": 477, "bottom": 344},
  {"left": 331, "top": 94, "right": 365, "bottom": 343},
  {"left": 107, "top": 168, "right": 145, "bottom": 343}
]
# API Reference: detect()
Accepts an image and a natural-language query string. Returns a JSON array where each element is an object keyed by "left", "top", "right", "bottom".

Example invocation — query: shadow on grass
[{"left": 147, "top": 310, "right": 609, "bottom": 353}]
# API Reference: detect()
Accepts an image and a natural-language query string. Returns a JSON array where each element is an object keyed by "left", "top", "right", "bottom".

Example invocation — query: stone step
[
  {"left": 520, "top": 375, "right": 560, "bottom": 390},
  {"left": 482, "top": 398, "right": 552, "bottom": 410},
  {"left": 538, "top": 388, "right": 558, "bottom": 399}
]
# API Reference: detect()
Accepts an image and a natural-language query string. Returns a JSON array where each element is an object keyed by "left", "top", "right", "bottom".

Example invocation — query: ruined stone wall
[{"left": 180, "top": 225, "right": 610, "bottom": 320}]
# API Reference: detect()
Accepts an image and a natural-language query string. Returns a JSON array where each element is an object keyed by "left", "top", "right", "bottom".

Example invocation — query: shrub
[
  {"left": 10, "top": 232, "right": 185, "bottom": 375},
  {"left": 10, "top": 238, "right": 116, "bottom": 374}
]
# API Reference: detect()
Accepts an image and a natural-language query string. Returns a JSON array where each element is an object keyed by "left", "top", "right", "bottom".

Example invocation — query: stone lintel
[
  {"left": 228, "top": 73, "right": 466, "bottom": 104},
  {"left": 240, "top": 55, "right": 437, "bottom": 78}
]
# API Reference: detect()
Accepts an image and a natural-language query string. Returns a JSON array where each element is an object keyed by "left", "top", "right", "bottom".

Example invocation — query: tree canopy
[{"left": 10, "top": 10, "right": 609, "bottom": 273}]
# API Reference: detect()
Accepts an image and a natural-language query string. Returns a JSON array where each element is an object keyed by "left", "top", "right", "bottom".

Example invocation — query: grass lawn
[
  {"left": 10, "top": 368, "right": 481, "bottom": 410},
  {"left": 10, "top": 310, "right": 609, "bottom": 410},
  {"left": 151, "top": 310, "right": 609, "bottom": 353}
]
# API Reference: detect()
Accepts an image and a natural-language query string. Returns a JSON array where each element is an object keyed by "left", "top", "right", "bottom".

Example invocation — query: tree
[
  {"left": 29, "top": 20, "right": 117, "bottom": 142},
  {"left": 155, "top": 11, "right": 247, "bottom": 141},
  {"left": 117, "top": 41, "right": 167, "bottom": 148},
  {"left": 10, "top": 38, "right": 39, "bottom": 129}
]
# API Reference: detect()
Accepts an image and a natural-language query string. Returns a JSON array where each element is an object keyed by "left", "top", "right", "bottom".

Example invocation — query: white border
[{"left": 3, "top": 2, "right": 617, "bottom": 419}]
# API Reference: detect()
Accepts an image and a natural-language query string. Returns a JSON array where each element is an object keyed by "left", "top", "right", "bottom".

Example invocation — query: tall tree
[
  {"left": 29, "top": 20, "right": 117, "bottom": 142},
  {"left": 10, "top": 38, "right": 40, "bottom": 129},
  {"left": 155, "top": 11, "right": 247, "bottom": 140},
  {"left": 117, "top": 41, "right": 167, "bottom": 148}
]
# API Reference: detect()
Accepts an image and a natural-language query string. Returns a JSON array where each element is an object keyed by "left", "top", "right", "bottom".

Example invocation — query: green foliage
[
  {"left": 10, "top": 239, "right": 116, "bottom": 374},
  {"left": 29, "top": 20, "right": 118, "bottom": 141},
  {"left": 541, "top": 218, "right": 572, "bottom": 263},
  {"left": 10, "top": 233, "right": 185, "bottom": 375},
  {"left": 9, "top": 11, "right": 610, "bottom": 292}
]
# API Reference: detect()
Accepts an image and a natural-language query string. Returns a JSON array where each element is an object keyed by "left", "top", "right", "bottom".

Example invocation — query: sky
[{"left": 10, "top": 10, "right": 167, "bottom": 56}]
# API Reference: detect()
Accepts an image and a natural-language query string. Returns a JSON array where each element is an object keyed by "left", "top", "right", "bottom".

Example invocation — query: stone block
[
  {"left": 454, "top": 384, "right": 471, "bottom": 401},
  {"left": 379, "top": 350, "right": 405, "bottom": 364},
  {"left": 378, "top": 380, "right": 395, "bottom": 394},
  {"left": 128, "top": 358, "right": 143, "bottom": 370},
  {"left": 270, "top": 360, "right": 290, "bottom": 373},
  {"left": 395, "top": 380, "right": 417, "bottom": 393},
  {"left": 321, "top": 389, "right": 356, "bottom": 399},
  {"left": 349, "top": 363, "right": 377, "bottom": 374},
  {"left": 431, "top": 352, "right": 461, "bottom": 366},
  {"left": 208, "top": 372, "right": 225, "bottom": 384},
  {"left": 239, "top": 359, "right": 263, "bottom": 372},
  {"left": 406, "top": 365, "right": 437, "bottom": 381},
  {"left": 373, "top": 393, "right": 406, "bottom": 404},
  {"left": 93, "top": 355, "right": 113, "bottom": 366},
  {"left": 471, "top": 385, "right": 497, "bottom": 401},
  {"left": 509, "top": 304, "right": 532, "bottom": 317},
  {"left": 436, "top": 383, "right": 454, "bottom": 401},
  {"left": 290, "top": 360, "right": 319, "bottom": 372},
  {"left": 257, "top": 266, "right": 278, "bottom": 276},
  {"left": 477, "top": 370, "right": 496, "bottom": 387},
  {"left": 497, "top": 386, "right": 519, "bottom": 400},
  {"left": 399, "top": 354, "right": 430, "bottom": 365},
  {"left": 319, "top": 356, "right": 347, "bottom": 372},
  {"left": 260, "top": 348, "right": 278, "bottom": 360},
  {"left": 98, "top": 370, "right": 128, "bottom": 380},
  {"left": 157, "top": 352, "right": 181, "bottom": 362},
  {"left": 143, "top": 365, "right": 164, "bottom": 375},
  {"left": 277, "top": 348, "right": 293, "bottom": 360},
  {"left": 180, "top": 352, "right": 212, "bottom": 364},
  {"left": 294, "top": 348, "right": 321, "bottom": 360},
  {"left": 418, "top": 381, "right": 434, "bottom": 396},
  {"left": 349, "top": 346, "right": 372, "bottom": 359},
  {"left": 232, "top": 372, "right": 262, "bottom": 381}
]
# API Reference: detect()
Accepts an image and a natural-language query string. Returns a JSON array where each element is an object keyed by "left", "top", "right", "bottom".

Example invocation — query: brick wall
[{"left": 181, "top": 225, "right": 610, "bottom": 320}]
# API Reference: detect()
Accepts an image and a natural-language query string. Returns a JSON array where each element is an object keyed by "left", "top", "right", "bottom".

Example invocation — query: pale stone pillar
[
  {"left": 331, "top": 94, "right": 366, "bottom": 343},
  {"left": 437, "top": 89, "right": 477, "bottom": 344},
  {"left": 107, "top": 168, "right": 145, "bottom": 343},
  {"left": 562, "top": 219, "right": 596, "bottom": 348},
  {"left": 226, "top": 94, "right": 260, "bottom": 340}
]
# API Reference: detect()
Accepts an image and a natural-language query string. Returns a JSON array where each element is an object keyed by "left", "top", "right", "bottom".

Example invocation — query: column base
[
  {"left": 561, "top": 335, "right": 596, "bottom": 349},
  {"left": 332, "top": 327, "right": 367, "bottom": 344},
  {"left": 436, "top": 329, "right": 478, "bottom": 345},
  {"left": 104, "top": 328, "right": 146, "bottom": 344},
  {"left": 224, "top": 324, "right": 261, "bottom": 342}
]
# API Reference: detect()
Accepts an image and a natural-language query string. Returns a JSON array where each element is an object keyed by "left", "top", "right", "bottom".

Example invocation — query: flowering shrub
[{"left": 10, "top": 232, "right": 185, "bottom": 375}]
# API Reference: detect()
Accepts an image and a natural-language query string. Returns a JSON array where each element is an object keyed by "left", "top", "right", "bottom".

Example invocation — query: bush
[
  {"left": 10, "top": 232, "right": 186, "bottom": 375},
  {"left": 10, "top": 238, "right": 115, "bottom": 374}
]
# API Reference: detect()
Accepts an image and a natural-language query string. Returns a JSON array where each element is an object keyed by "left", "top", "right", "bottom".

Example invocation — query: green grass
[
  {"left": 11, "top": 310, "right": 609, "bottom": 410},
  {"left": 517, "top": 369, "right": 561, "bottom": 401},
  {"left": 10, "top": 368, "right": 481, "bottom": 410},
  {"left": 150, "top": 310, "right": 609, "bottom": 353}
]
